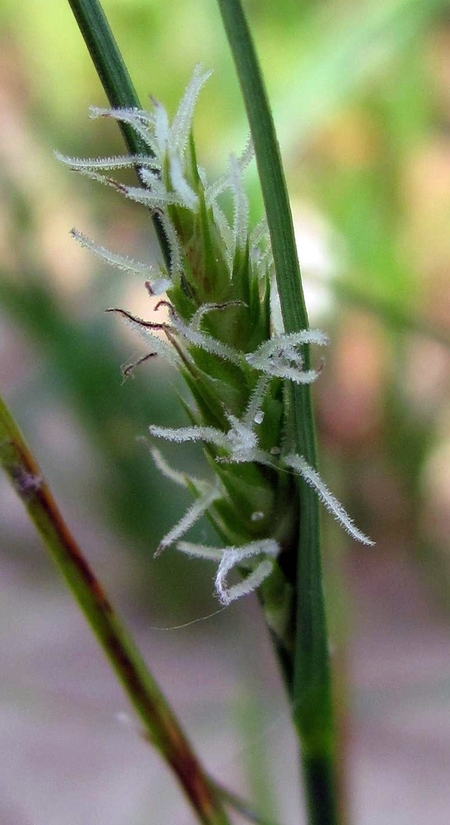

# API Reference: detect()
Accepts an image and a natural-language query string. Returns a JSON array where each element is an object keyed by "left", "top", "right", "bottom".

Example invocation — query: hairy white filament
[
  {"left": 156, "top": 482, "right": 221, "bottom": 554},
  {"left": 178, "top": 538, "right": 279, "bottom": 604},
  {"left": 284, "top": 453, "right": 374, "bottom": 546}
]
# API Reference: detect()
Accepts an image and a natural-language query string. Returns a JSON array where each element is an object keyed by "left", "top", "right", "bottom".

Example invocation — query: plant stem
[
  {"left": 214, "top": 1, "right": 339, "bottom": 822},
  {"left": 67, "top": 0, "right": 172, "bottom": 267},
  {"left": 64, "top": 0, "right": 340, "bottom": 819},
  {"left": 302, "top": 755, "right": 339, "bottom": 825},
  {"left": 0, "top": 392, "right": 230, "bottom": 825}
]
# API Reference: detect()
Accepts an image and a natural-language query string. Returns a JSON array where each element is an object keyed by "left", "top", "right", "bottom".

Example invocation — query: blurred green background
[{"left": 1, "top": 1, "right": 450, "bottom": 823}]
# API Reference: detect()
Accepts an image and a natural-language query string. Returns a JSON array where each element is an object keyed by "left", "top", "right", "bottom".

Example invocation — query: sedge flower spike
[{"left": 59, "top": 67, "right": 373, "bottom": 606}]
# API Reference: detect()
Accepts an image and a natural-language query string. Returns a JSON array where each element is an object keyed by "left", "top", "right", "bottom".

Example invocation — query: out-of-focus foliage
[{"left": 1, "top": 0, "right": 450, "bottom": 617}]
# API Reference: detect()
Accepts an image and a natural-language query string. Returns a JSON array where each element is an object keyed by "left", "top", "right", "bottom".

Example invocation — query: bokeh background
[{"left": 1, "top": 0, "right": 450, "bottom": 823}]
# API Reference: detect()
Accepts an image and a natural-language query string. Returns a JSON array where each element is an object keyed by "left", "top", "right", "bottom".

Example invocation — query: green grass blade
[
  {"left": 215, "top": 0, "right": 307, "bottom": 337},
  {"left": 67, "top": 0, "right": 171, "bottom": 266},
  {"left": 214, "top": 0, "right": 338, "bottom": 821},
  {"left": 67, "top": 0, "right": 141, "bottom": 133}
]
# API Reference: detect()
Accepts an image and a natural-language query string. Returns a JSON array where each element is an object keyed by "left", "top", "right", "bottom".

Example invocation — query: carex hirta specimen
[{"left": 58, "top": 66, "right": 372, "bottom": 659}]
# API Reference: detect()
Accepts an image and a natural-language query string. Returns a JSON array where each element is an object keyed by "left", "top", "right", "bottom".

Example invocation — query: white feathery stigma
[
  {"left": 284, "top": 454, "right": 375, "bottom": 546},
  {"left": 178, "top": 539, "right": 279, "bottom": 604}
]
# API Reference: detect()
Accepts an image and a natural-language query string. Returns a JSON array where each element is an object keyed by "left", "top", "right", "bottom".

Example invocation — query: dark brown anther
[
  {"left": 154, "top": 299, "right": 172, "bottom": 313},
  {"left": 121, "top": 352, "right": 157, "bottom": 380},
  {"left": 106, "top": 307, "right": 165, "bottom": 332}
]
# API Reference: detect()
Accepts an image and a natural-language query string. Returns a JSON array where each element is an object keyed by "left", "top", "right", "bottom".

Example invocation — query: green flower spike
[{"left": 59, "top": 66, "right": 373, "bottom": 610}]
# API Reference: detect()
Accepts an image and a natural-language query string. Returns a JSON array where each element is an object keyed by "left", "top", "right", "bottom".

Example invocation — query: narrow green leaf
[
  {"left": 67, "top": 0, "right": 171, "bottom": 266},
  {"left": 214, "top": 0, "right": 339, "bottom": 821}
]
